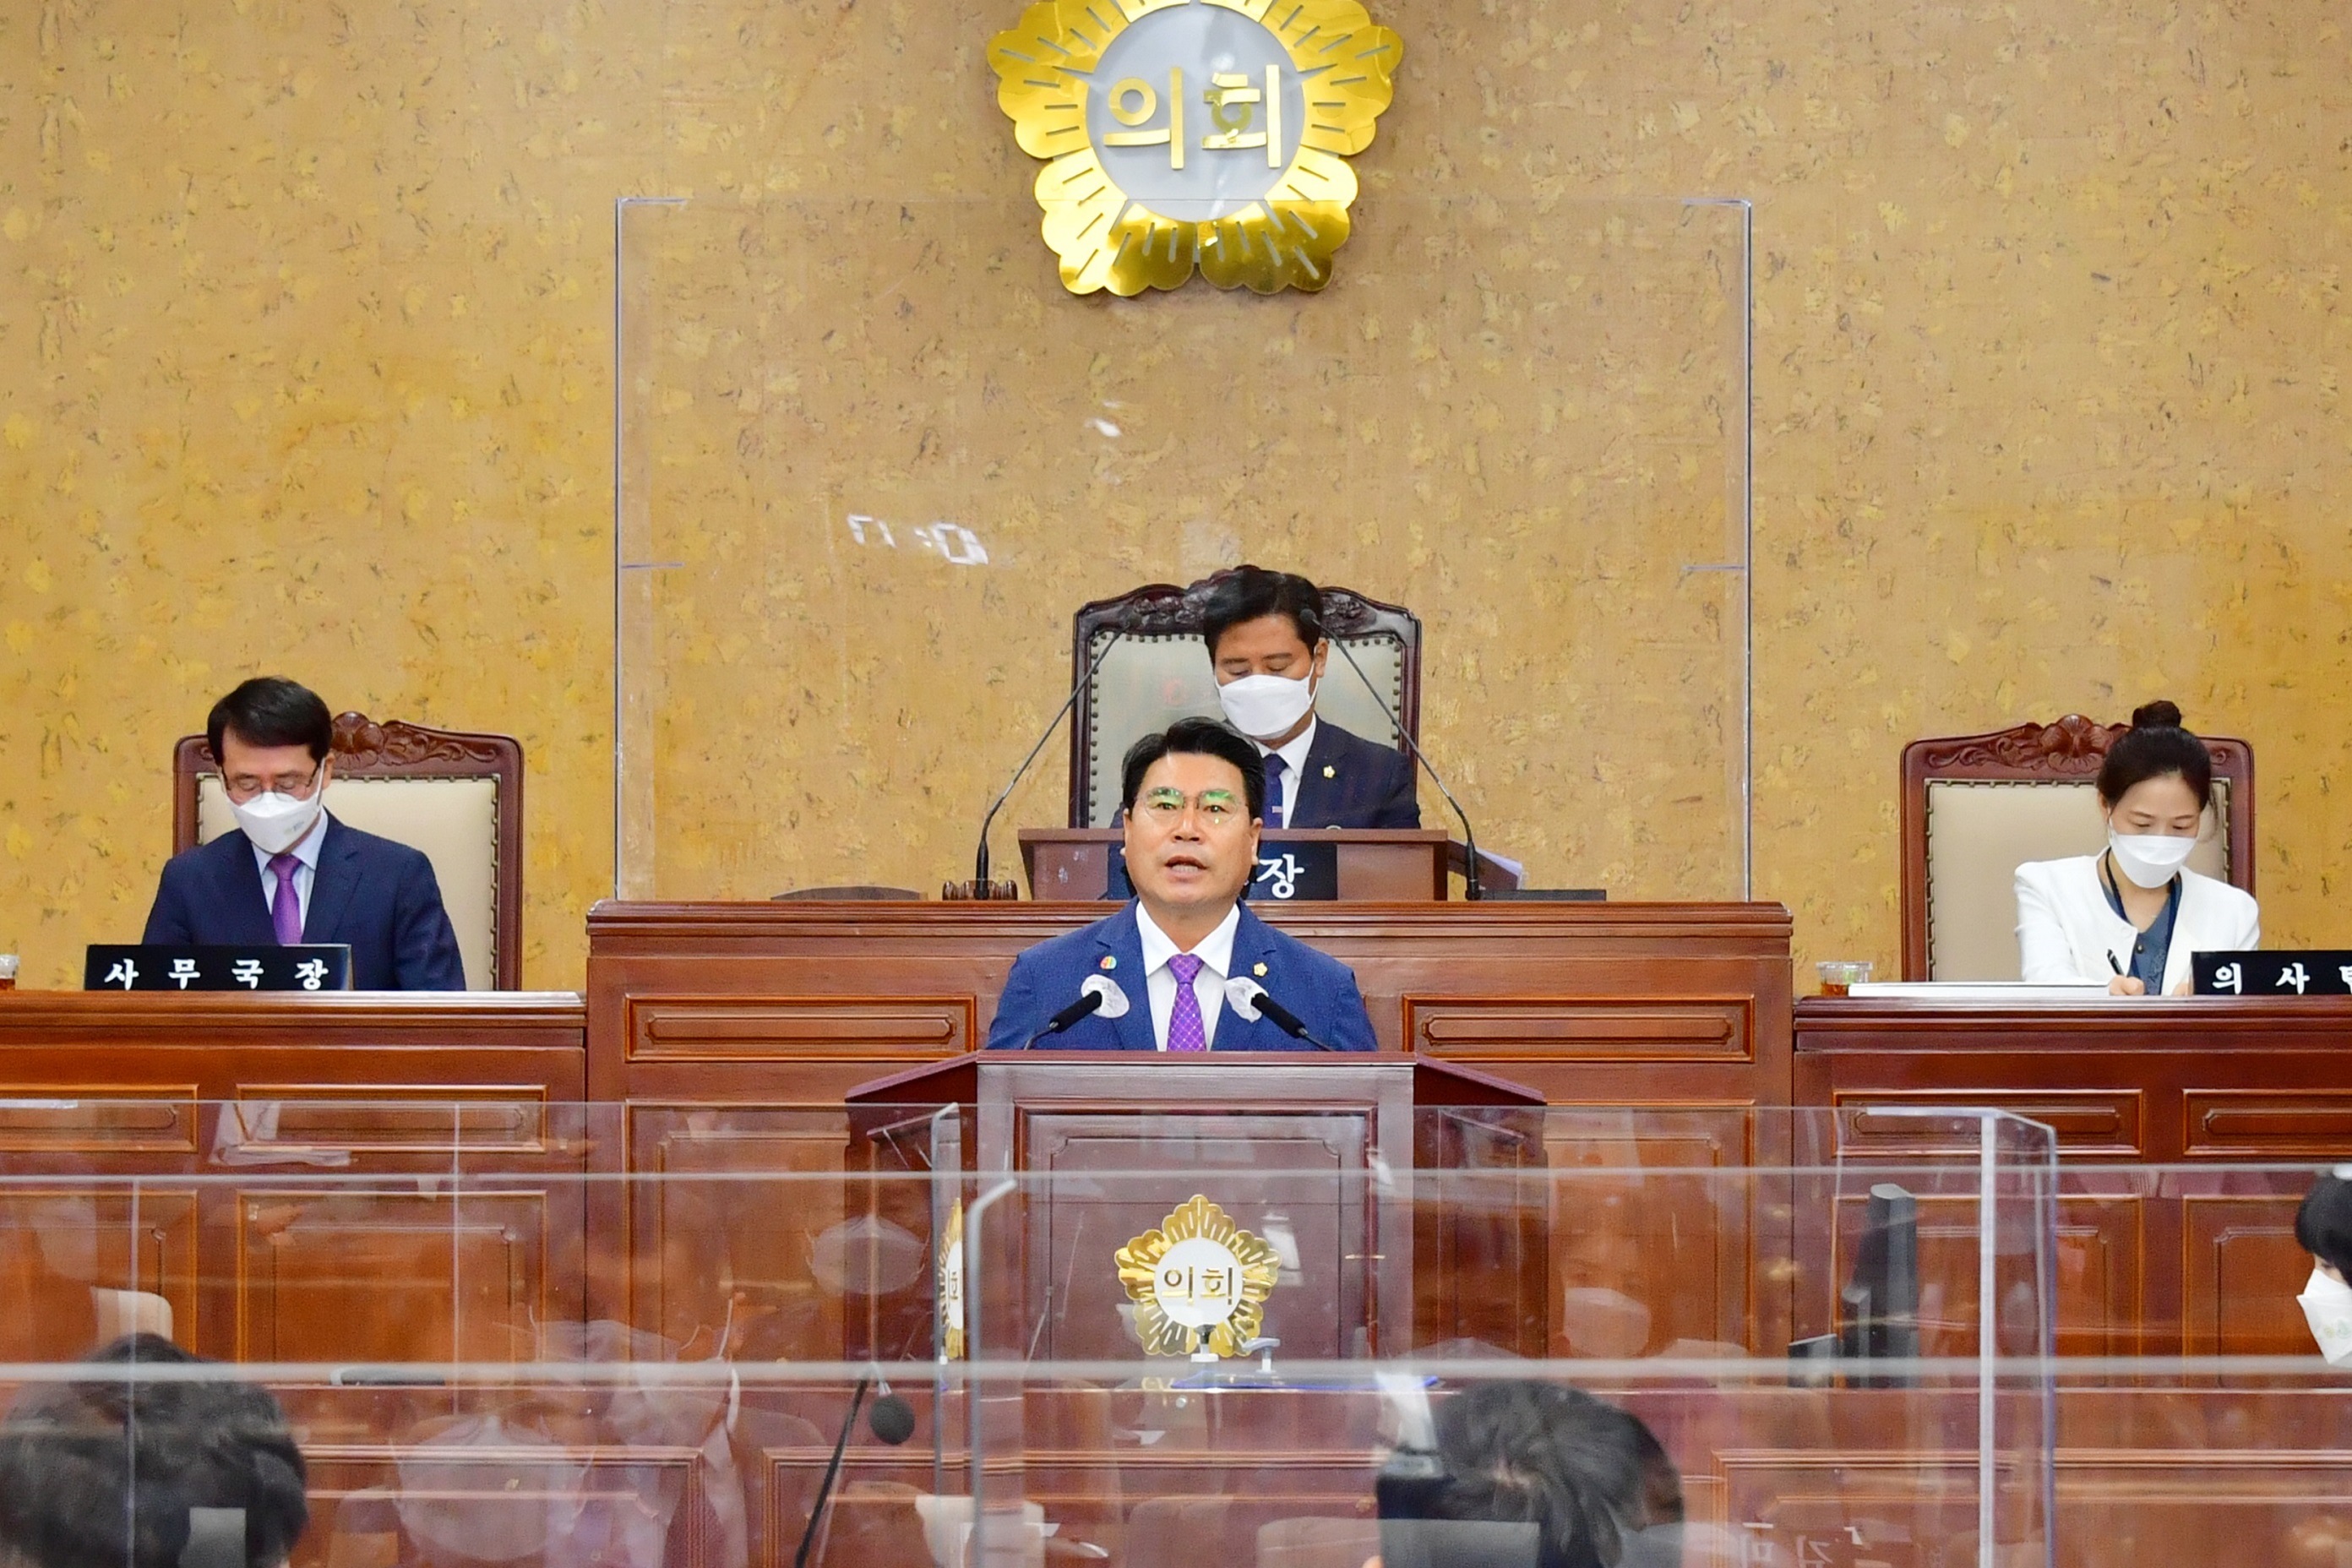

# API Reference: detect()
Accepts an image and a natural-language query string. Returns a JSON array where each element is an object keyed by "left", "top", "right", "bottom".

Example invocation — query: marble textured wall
[{"left": 2, "top": 0, "right": 2344, "bottom": 987}]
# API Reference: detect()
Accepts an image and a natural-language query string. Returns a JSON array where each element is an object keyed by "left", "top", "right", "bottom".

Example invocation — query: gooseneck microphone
[
  {"left": 950, "top": 630, "right": 1127, "bottom": 900},
  {"left": 1019, "top": 973, "right": 1130, "bottom": 1048},
  {"left": 793, "top": 1375, "right": 917, "bottom": 1568},
  {"left": 1224, "top": 976, "right": 1337, "bottom": 1051},
  {"left": 1328, "top": 639, "right": 1486, "bottom": 901}
]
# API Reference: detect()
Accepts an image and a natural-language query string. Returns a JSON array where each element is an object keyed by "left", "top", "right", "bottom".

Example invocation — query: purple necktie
[
  {"left": 1167, "top": 953, "right": 1208, "bottom": 1052},
  {"left": 1263, "top": 753, "right": 1288, "bottom": 828},
  {"left": 269, "top": 853, "right": 303, "bottom": 945}
]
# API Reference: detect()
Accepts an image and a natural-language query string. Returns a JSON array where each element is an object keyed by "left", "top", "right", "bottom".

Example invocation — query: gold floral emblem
[
  {"left": 939, "top": 1200, "right": 966, "bottom": 1360},
  {"left": 1114, "top": 1195, "right": 1282, "bottom": 1357},
  {"left": 988, "top": 0, "right": 1402, "bottom": 296}
]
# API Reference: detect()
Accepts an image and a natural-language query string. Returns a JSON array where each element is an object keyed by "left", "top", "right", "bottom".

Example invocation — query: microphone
[
  {"left": 948, "top": 629, "right": 1127, "bottom": 900},
  {"left": 1328, "top": 639, "right": 1487, "bottom": 901},
  {"left": 1223, "top": 976, "right": 1337, "bottom": 1052},
  {"left": 792, "top": 1375, "right": 919, "bottom": 1568},
  {"left": 1019, "top": 974, "right": 1130, "bottom": 1048}
]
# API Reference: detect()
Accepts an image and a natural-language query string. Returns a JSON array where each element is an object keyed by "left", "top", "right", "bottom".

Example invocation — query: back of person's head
[
  {"left": 206, "top": 678, "right": 333, "bottom": 766},
  {"left": 2096, "top": 700, "right": 2213, "bottom": 812},
  {"left": 2299, "top": 1171, "right": 2352, "bottom": 1277},
  {"left": 0, "top": 1335, "right": 309, "bottom": 1568},
  {"left": 1381, "top": 1381, "right": 1682, "bottom": 1568},
  {"left": 1120, "top": 716, "right": 1268, "bottom": 824},
  {"left": 1199, "top": 566, "right": 1327, "bottom": 656}
]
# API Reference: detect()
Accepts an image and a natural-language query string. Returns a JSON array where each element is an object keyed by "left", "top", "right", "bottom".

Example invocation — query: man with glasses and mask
[
  {"left": 140, "top": 677, "right": 466, "bottom": 989},
  {"left": 987, "top": 717, "right": 1376, "bottom": 1052}
]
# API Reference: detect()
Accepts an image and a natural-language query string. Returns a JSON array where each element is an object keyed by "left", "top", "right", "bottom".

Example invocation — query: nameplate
[
  {"left": 2192, "top": 951, "right": 2352, "bottom": 997},
  {"left": 1251, "top": 842, "right": 1338, "bottom": 901},
  {"left": 84, "top": 945, "right": 355, "bottom": 993}
]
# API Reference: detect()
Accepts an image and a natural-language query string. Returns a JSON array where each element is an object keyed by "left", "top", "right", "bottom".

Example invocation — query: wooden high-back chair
[
  {"left": 1899, "top": 716, "right": 2253, "bottom": 981},
  {"left": 175, "top": 712, "right": 524, "bottom": 989},
  {"left": 1066, "top": 573, "right": 1421, "bottom": 827}
]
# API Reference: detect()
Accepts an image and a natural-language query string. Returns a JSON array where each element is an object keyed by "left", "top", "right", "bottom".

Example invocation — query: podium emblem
[
  {"left": 939, "top": 1200, "right": 966, "bottom": 1359},
  {"left": 988, "top": 0, "right": 1403, "bottom": 296},
  {"left": 1115, "top": 1195, "right": 1280, "bottom": 1357}
]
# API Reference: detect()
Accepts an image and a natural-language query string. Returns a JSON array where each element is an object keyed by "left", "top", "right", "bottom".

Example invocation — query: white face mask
[
  {"left": 1216, "top": 668, "right": 1316, "bottom": 741},
  {"left": 2299, "top": 1266, "right": 2352, "bottom": 1366},
  {"left": 2108, "top": 830, "right": 2195, "bottom": 889},
  {"left": 232, "top": 775, "right": 326, "bottom": 855}
]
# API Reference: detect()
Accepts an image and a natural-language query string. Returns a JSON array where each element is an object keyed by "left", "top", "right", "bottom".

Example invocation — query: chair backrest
[
  {"left": 1068, "top": 576, "right": 1421, "bottom": 827},
  {"left": 175, "top": 713, "right": 524, "bottom": 990},
  {"left": 1900, "top": 716, "right": 2254, "bottom": 981}
]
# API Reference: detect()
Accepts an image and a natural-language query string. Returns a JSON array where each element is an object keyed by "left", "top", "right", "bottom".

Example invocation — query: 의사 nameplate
[
  {"left": 2191, "top": 950, "right": 2352, "bottom": 997},
  {"left": 84, "top": 945, "right": 356, "bottom": 994}
]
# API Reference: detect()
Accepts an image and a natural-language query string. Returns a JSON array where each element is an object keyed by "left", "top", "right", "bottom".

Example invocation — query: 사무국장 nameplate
[
  {"left": 2192, "top": 951, "right": 2352, "bottom": 997},
  {"left": 84, "top": 945, "right": 356, "bottom": 994}
]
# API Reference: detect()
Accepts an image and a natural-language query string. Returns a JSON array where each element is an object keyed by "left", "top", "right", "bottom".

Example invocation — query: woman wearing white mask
[{"left": 2013, "top": 700, "right": 2258, "bottom": 995}]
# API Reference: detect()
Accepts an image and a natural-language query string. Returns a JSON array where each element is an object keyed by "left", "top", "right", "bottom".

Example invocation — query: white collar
[
  {"left": 249, "top": 806, "right": 332, "bottom": 874},
  {"left": 1135, "top": 901, "right": 1242, "bottom": 979},
  {"left": 1255, "top": 716, "right": 1318, "bottom": 778}
]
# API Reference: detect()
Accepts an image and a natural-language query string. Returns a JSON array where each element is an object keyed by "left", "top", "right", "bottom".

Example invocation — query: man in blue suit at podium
[{"left": 986, "top": 718, "right": 1377, "bottom": 1052}]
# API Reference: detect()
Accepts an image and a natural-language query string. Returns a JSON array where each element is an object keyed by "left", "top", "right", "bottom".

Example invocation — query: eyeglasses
[
  {"left": 1136, "top": 787, "right": 1249, "bottom": 829},
  {"left": 223, "top": 763, "right": 324, "bottom": 803}
]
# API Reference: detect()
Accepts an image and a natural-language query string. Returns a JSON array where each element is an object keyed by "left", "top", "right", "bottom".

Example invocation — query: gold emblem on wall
[
  {"left": 988, "top": 0, "right": 1402, "bottom": 296},
  {"left": 1115, "top": 1195, "right": 1282, "bottom": 1357}
]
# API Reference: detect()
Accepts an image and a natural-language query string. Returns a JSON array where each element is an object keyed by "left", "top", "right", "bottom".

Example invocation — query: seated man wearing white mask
[
  {"left": 2013, "top": 700, "right": 2258, "bottom": 996},
  {"left": 1200, "top": 565, "right": 1420, "bottom": 830},
  {"left": 142, "top": 677, "right": 466, "bottom": 989}
]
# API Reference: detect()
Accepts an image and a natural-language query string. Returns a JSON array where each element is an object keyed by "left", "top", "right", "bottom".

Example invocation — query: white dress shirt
[
  {"left": 1255, "top": 716, "right": 1318, "bottom": 828},
  {"left": 250, "top": 808, "right": 330, "bottom": 936},
  {"left": 1135, "top": 901, "right": 1240, "bottom": 1050},
  {"left": 2015, "top": 853, "right": 2260, "bottom": 994}
]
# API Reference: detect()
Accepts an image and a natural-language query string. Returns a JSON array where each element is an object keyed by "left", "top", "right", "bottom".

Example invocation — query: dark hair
[
  {"left": 2298, "top": 1173, "right": 2352, "bottom": 1278},
  {"left": 2095, "top": 700, "right": 2213, "bottom": 812},
  {"left": 207, "top": 678, "right": 333, "bottom": 767},
  {"left": 1200, "top": 566, "right": 1327, "bottom": 658},
  {"left": 0, "top": 1335, "right": 310, "bottom": 1568},
  {"left": 1382, "top": 1381, "right": 1683, "bottom": 1568},
  {"left": 1120, "top": 716, "right": 1266, "bottom": 824}
]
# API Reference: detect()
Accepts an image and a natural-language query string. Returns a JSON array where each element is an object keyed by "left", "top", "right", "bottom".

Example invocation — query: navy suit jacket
[
  {"left": 1282, "top": 718, "right": 1420, "bottom": 830},
  {"left": 984, "top": 901, "right": 1377, "bottom": 1052},
  {"left": 142, "top": 817, "right": 469, "bottom": 991}
]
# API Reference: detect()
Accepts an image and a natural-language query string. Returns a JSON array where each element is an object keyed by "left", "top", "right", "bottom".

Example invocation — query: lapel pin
[
  {"left": 1322, "top": 765, "right": 1336, "bottom": 778},
  {"left": 1253, "top": 962, "right": 1268, "bottom": 977},
  {"left": 1101, "top": 956, "right": 1117, "bottom": 970}
]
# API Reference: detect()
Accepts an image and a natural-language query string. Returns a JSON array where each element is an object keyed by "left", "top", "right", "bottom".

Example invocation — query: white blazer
[{"left": 2014, "top": 855, "right": 2260, "bottom": 994}]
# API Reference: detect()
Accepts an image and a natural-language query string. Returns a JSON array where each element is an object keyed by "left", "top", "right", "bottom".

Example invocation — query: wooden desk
[
  {"left": 0, "top": 990, "right": 588, "bottom": 1364},
  {"left": 1795, "top": 994, "right": 2352, "bottom": 1356},
  {"left": 585, "top": 899, "right": 1794, "bottom": 1108}
]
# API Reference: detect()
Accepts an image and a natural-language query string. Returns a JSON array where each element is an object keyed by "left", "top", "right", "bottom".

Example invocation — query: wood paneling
[
  {"left": 587, "top": 901, "right": 1796, "bottom": 1110},
  {"left": 1797, "top": 994, "right": 2352, "bottom": 1356}
]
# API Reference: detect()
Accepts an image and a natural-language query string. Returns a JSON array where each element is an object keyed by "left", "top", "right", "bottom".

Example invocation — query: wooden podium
[
  {"left": 1019, "top": 827, "right": 1453, "bottom": 900},
  {"left": 845, "top": 1051, "right": 1546, "bottom": 1360}
]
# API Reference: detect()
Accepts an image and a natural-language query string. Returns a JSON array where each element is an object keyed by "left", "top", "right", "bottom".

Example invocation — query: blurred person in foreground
[
  {"left": 2296, "top": 1168, "right": 2352, "bottom": 1366},
  {"left": 1374, "top": 1380, "right": 1685, "bottom": 1568},
  {"left": 0, "top": 1333, "right": 308, "bottom": 1568}
]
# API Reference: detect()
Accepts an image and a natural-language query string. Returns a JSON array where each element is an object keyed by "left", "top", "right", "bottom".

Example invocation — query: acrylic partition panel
[
  {"left": 0, "top": 1099, "right": 2224, "bottom": 1568},
  {"left": 613, "top": 193, "right": 1751, "bottom": 902}
]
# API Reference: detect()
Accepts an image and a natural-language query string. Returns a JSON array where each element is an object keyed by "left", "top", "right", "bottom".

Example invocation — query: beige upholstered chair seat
[
  {"left": 197, "top": 777, "right": 502, "bottom": 992},
  {"left": 1924, "top": 779, "right": 2232, "bottom": 981}
]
